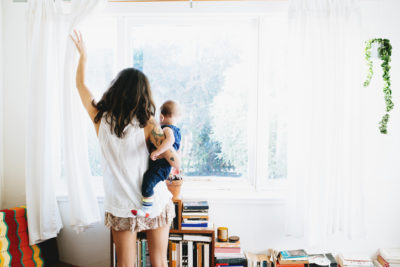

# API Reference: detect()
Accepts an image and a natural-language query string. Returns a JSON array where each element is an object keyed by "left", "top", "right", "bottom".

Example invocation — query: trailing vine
[{"left": 364, "top": 38, "right": 393, "bottom": 134}]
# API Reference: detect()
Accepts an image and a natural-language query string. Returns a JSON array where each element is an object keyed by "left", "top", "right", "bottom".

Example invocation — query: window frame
[{"left": 75, "top": 1, "right": 289, "bottom": 199}]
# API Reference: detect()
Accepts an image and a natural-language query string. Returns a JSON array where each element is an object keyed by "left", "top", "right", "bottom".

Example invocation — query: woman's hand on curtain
[
  {"left": 70, "top": 30, "right": 99, "bottom": 134},
  {"left": 70, "top": 30, "right": 87, "bottom": 58}
]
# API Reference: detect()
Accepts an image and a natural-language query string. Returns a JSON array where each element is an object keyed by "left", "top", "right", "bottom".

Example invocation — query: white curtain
[
  {"left": 0, "top": 0, "right": 4, "bottom": 209},
  {"left": 26, "top": 0, "right": 104, "bottom": 245},
  {"left": 285, "top": 0, "right": 366, "bottom": 245},
  {"left": 61, "top": 0, "right": 105, "bottom": 233}
]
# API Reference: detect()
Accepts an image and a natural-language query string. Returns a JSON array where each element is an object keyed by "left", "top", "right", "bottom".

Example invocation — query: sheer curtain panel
[
  {"left": 26, "top": 0, "right": 104, "bottom": 244},
  {"left": 0, "top": 0, "right": 4, "bottom": 209},
  {"left": 285, "top": 0, "right": 366, "bottom": 246}
]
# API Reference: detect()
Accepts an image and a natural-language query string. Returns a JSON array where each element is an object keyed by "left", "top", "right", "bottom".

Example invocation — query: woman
[{"left": 70, "top": 30, "right": 179, "bottom": 267}]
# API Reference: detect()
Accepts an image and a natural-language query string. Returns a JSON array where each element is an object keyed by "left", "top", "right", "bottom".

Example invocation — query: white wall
[
  {"left": 2, "top": 0, "right": 400, "bottom": 266},
  {"left": 2, "top": 0, "right": 28, "bottom": 209},
  {"left": 0, "top": 0, "right": 4, "bottom": 208}
]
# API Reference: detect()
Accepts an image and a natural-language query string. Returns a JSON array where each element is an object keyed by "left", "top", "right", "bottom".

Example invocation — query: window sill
[
  {"left": 56, "top": 179, "right": 286, "bottom": 205},
  {"left": 179, "top": 179, "right": 286, "bottom": 204}
]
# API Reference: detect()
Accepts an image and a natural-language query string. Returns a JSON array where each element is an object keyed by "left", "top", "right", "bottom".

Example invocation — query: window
[
  {"left": 128, "top": 18, "right": 257, "bottom": 179},
  {"left": 80, "top": 9, "right": 288, "bottom": 192}
]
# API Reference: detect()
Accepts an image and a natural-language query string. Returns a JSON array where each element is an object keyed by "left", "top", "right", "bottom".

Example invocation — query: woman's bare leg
[
  {"left": 146, "top": 224, "right": 170, "bottom": 267},
  {"left": 112, "top": 229, "right": 137, "bottom": 267}
]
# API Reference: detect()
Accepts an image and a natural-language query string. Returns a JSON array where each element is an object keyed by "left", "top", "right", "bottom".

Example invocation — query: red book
[
  {"left": 277, "top": 262, "right": 305, "bottom": 267},
  {"left": 215, "top": 247, "right": 242, "bottom": 253}
]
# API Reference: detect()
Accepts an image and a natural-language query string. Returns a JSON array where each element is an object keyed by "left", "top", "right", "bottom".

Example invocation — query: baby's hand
[{"left": 150, "top": 151, "right": 161, "bottom": 161}]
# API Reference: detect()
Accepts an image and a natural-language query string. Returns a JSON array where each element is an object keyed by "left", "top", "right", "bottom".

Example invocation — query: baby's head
[{"left": 160, "top": 100, "right": 181, "bottom": 125}]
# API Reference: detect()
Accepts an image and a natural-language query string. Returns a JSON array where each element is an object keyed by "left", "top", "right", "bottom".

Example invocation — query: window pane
[
  {"left": 83, "top": 17, "right": 117, "bottom": 176},
  {"left": 129, "top": 19, "right": 257, "bottom": 178},
  {"left": 261, "top": 17, "right": 288, "bottom": 180}
]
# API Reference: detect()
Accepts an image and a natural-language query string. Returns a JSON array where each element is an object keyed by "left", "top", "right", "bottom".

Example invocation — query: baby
[{"left": 134, "top": 100, "right": 182, "bottom": 217}]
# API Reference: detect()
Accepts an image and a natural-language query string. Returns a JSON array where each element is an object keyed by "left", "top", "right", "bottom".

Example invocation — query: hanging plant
[{"left": 364, "top": 38, "right": 393, "bottom": 134}]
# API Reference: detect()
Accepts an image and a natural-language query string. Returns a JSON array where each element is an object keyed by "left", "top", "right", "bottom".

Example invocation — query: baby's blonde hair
[{"left": 160, "top": 100, "right": 180, "bottom": 117}]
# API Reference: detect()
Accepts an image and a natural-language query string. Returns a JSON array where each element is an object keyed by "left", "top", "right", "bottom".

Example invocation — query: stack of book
[
  {"left": 168, "top": 234, "right": 212, "bottom": 267},
  {"left": 182, "top": 201, "right": 213, "bottom": 230},
  {"left": 276, "top": 249, "right": 309, "bottom": 267},
  {"left": 375, "top": 249, "right": 400, "bottom": 267},
  {"left": 337, "top": 254, "right": 374, "bottom": 267},
  {"left": 215, "top": 240, "right": 246, "bottom": 266},
  {"left": 136, "top": 238, "right": 151, "bottom": 267}
]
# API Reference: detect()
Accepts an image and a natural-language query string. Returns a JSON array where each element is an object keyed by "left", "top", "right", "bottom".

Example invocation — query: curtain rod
[
  {"left": 109, "top": 0, "right": 273, "bottom": 2},
  {"left": 11, "top": 0, "right": 276, "bottom": 3},
  {"left": 13, "top": 0, "right": 276, "bottom": 2}
]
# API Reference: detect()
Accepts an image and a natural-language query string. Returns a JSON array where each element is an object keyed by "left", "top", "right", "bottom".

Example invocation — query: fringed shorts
[{"left": 104, "top": 201, "right": 175, "bottom": 232}]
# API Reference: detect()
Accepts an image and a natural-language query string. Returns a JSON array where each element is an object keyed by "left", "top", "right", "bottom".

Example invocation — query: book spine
[
  {"left": 172, "top": 242, "right": 177, "bottom": 267},
  {"left": 179, "top": 241, "right": 182, "bottom": 267},
  {"left": 188, "top": 241, "right": 193, "bottom": 267},
  {"left": 193, "top": 242, "right": 197, "bottom": 267},
  {"left": 204, "top": 243, "right": 210, "bottom": 267},
  {"left": 142, "top": 240, "right": 146, "bottom": 267},
  {"left": 197, "top": 243, "right": 203, "bottom": 267},
  {"left": 168, "top": 241, "right": 173, "bottom": 267}
]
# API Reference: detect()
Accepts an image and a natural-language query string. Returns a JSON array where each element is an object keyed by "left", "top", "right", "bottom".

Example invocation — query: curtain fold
[
  {"left": 26, "top": 0, "right": 105, "bottom": 244},
  {"left": 285, "top": 0, "right": 366, "bottom": 245},
  {"left": 0, "top": 0, "right": 4, "bottom": 209},
  {"left": 26, "top": 0, "right": 64, "bottom": 244},
  {"left": 61, "top": 0, "right": 105, "bottom": 233}
]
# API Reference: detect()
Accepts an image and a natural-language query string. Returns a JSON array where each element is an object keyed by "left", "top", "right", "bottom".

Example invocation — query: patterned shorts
[{"left": 104, "top": 201, "right": 175, "bottom": 232}]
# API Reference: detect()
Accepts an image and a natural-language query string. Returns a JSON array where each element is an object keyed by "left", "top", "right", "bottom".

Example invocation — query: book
[
  {"left": 215, "top": 257, "right": 248, "bottom": 265},
  {"left": 280, "top": 250, "right": 308, "bottom": 259},
  {"left": 141, "top": 239, "right": 146, "bottom": 267},
  {"left": 188, "top": 241, "right": 193, "bottom": 267},
  {"left": 183, "top": 201, "right": 209, "bottom": 210},
  {"left": 182, "top": 241, "right": 188, "bottom": 267},
  {"left": 278, "top": 250, "right": 308, "bottom": 265},
  {"left": 182, "top": 212, "right": 209, "bottom": 216},
  {"left": 179, "top": 241, "right": 182, "bottom": 267},
  {"left": 197, "top": 243, "right": 203, "bottom": 267},
  {"left": 182, "top": 215, "right": 209, "bottom": 220},
  {"left": 338, "top": 254, "right": 374, "bottom": 267},
  {"left": 168, "top": 241, "right": 173, "bottom": 267},
  {"left": 169, "top": 234, "right": 183, "bottom": 241},
  {"left": 379, "top": 249, "right": 400, "bottom": 263},
  {"left": 216, "top": 247, "right": 242, "bottom": 253},
  {"left": 216, "top": 252, "right": 246, "bottom": 259},
  {"left": 183, "top": 234, "right": 212, "bottom": 242},
  {"left": 136, "top": 241, "right": 140, "bottom": 267},
  {"left": 276, "top": 262, "right": 305, "bottom": 267},
  {"left": 182, "top": 220, "right": 209, "bottom": 224},
  {"left": 181, "top": 222, "right": 214, "bottom": 230},
  {"left": 216, "top": 242, "right": 241, "bottom": 248},
  {"left": 193, "top": 241, "right": 197, "bottom": 267},
  {"left": 279, "top": 259, "right": 308, "bottom": 265},
  {"left": 204, "top": 243, "right": 210, "bottom": 267},
  {"left": 172, "top": 242, "right": 177, "bottom": 267},
  {"left": 181, "top": 222, "right": 209, "bottom": 227}
]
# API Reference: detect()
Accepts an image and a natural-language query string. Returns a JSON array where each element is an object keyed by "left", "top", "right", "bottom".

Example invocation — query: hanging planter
[{"left": 364, "top": 38, "right": 393, "bottom": 134}]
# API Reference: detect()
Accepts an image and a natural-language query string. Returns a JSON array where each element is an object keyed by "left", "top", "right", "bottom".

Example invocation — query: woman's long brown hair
[{"left": 93, "top": 68, "right": 156, "bottom": 138}]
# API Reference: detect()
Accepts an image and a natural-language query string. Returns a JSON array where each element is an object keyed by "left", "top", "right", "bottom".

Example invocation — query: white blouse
[{"left": 98, "top": 116, "right": 172, "bottom": 218}]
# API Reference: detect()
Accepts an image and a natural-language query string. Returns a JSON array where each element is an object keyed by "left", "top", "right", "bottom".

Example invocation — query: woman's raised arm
[{"left": 70, "top": 30, "right": 100, "bottom": 134}]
